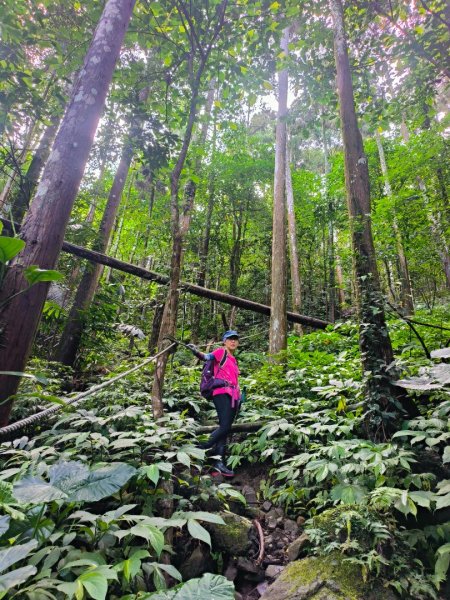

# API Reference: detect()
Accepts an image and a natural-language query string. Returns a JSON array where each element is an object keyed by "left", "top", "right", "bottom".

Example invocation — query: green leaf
[
  {"left": 330, "top": 483, "right": 367, "bottom": 504},
  {"left": 435, "top": 543, "right": 450, "bottom": 584},
  {"left": 79, "top": 571, "right": 108, "bottom": 600},
  {"left": 57, "top": 581, "right": 81, "bottom": 599},
  {"left": 23, "top": 266, "right": 63, "bottom": 285},
  {"left": 0, "top": 540, "right": 38, "bottom": 572},
  {"left": 127, "top": 525, "right": 165, "bottom": 557},
  {"left": 0, "top": 371, "right": 48, "bottom": 384},
  {"left": 146, "top": 465, "right": 160, "bottom": 485},
  {"left": 443, "top": 446, "right": 450, "bottom": 464},
  {"left": 0, "top": 516, "right": 10, "bottom": 536},
  {"left": 156, "top": 563, "right": 182, "bottom": 582},
  {"left": 179, "top": 512, "right": 225, "bottom": 525},
  {"left": 134, "top": 573, "right": 234, "bottom": 599},
  {"left": 0, "top": 566, "right": 37, "bottom": 597},
  {"left": 13, "top": 461, "right": 136, "bottom": 504},
  {"left": 176, "top": 452, "right": 190, "bottom": 468},
  {"left": 187, "top": 519, "right": 211, "bottom": 547},
  {"left": 173, "top": 573, "right": 234, "bottom": 599},
  {"left": 436, "top": 493, "right": 450, "bottom": 510},
  {"left": 409, "top": 490, "right": 433, "bottom": 509},
  {"left": 0, "top": 237, "right": 25, "bottom": 263}
]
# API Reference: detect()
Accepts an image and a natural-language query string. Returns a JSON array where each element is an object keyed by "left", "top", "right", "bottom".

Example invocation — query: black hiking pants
[{"left": 205, "top": 393, "right": 238, "bottom": 459}]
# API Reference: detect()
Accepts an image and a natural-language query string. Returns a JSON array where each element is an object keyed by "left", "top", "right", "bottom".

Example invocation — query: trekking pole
[{"left": 163, "top": 335, "right": 193, "bottom": 350}]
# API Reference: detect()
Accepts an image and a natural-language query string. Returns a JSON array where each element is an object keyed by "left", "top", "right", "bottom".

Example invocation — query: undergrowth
[{"left": 1, "top": 306, "right": 450, "bottom": 599}]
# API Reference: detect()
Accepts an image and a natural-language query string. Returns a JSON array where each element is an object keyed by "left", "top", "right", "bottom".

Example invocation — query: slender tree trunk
[
  {"left": 335, "top": 239, "right": 346, "bottom": 309},
  {"left": 0, "top": 0, "right": 136, "bottom": 426},
  {"left": 150, "top": 2, "right": 228, "bottom": 419},
  {"left": 383, "top": 257, "right": 397, "bottom": 303},
  {"left": 229, "top": 214, "right": 243, "bottom": 296},
  {"left": 10, "top": 114, "right": 62, "bottom": 224},
  {"left": 285, "top": 137, "right": 303, "bottom": 335},
  {"left": 375, "top": 131, "right": 414, "bottom": 315},
  {"left": 436, "top": 166, "right": 450, "bottom": 225},
  {"left": 0, "top": 120, "right": 39, "bottom": 211},
  {"left": 321, "top": 114, "right": 337, "bottom": 322},
  {"left": 104, "top": 171, "right": 135, "bottom": 282},
  {"left": 400, "top": 113, "right": 410, "bottom": 143},
  {"left": 418, "top": 177, "right": 450, "bottom": 287},
  {"left": 330, "top": 0, "right": 416, "bottom": 433},
  {"left": 191, "top": 114, "right": 217, "bottom": 344},
  {"left": 0, "top": 176, "right": 15, "bottom": 213},
  {"left": 56, "top": 143, "right": 133, "bottom": 366},
  {"left": 149, "top": 302, "right": 165, "bottom": 354},
  {"left": 269, "top": 26, "right": 289, "bottom": 357}
]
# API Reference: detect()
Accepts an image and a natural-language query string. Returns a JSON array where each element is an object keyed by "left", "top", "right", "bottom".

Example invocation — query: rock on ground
[
  {"left": 259, "top": 553, "right": 398, "bottom": 600},
  {"left": 206, "top": 512, "right": 253, "bottom": 556}
]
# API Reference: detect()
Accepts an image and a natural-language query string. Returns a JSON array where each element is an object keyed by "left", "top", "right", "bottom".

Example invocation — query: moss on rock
[
  {"left": 206, "top": 512, "right": 252, "bottom": 556},
  {"left": 259, "top": 553, "right": 397, "bottom": 600}
]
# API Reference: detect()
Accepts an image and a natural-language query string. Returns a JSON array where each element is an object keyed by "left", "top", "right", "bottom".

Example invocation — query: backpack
[{"left": 200, "top": 350, "right": 228, "bottom": 400}]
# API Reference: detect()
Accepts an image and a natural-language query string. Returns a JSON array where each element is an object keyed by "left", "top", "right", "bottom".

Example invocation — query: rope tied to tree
[{"left": 0, "top": 343, "right": 177, "bottom": 439}]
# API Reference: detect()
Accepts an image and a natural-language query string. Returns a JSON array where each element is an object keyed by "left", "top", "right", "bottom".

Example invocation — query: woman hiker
[{"left": 187, "top": 330, "right": 241, "bottom": 477}]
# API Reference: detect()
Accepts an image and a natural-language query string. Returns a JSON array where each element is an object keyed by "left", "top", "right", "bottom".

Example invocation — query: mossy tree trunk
[{"left": 329, "top": 0, "right": 417, "bottom": 435}]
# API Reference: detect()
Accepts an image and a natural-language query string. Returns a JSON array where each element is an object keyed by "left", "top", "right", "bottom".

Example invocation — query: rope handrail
[{"left": 0, "top": 343, "right": 176, "bottom": 439}]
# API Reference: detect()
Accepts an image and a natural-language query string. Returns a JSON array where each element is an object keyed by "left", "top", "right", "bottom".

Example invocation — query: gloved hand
[{"left": 187, "top": 343, "right": 203, "bottom": 359}]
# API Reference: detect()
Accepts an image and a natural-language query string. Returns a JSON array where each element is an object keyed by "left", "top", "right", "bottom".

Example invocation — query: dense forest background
[{"left": 0, "top": 1, "right": 449, "bottom": 599}]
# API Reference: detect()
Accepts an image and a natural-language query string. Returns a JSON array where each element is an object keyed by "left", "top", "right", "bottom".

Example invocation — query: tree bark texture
[
  {"left": 375, "top": 131, "right": 414, "bottom": 315},
  {"left": 0, "top": 0, "right": 136, "bottom": 426},
  {"left": 330, "top": 0, "right": 411, "bottom": 431},
  {"left": 285, "top": 139, "right": 303, "bottom": 335},
  {"left": 269, "top": 26, "right": 289, "bottom": 357},
  {"left": 56, "top": 143, "right": 133, "bottom": 366}
]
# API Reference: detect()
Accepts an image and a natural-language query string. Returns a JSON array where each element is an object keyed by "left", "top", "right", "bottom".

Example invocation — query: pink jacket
[{"left": 211, "top": 347, "right": 240, "bottom": 406}]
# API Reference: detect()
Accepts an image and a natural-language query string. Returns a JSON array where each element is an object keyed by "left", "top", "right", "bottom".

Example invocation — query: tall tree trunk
[
  {"left": 55, "top": 143, "right": 133, "bottom": 366},
  {"left": 321, "top": 113, "right": 337, "bottom": 322},
  {"left": 435, "top": 166, "right": 450, "bottom": 226},
  {"left": 330, "top": 0, "right": 415, "bottom": 433},
  {"left": 191, "top": 110, "right": 217, "bottom": 344},
  {"left": 335, "top": 238, "right": 346, "bottom": 309},
  {"left": 150, "top": 2, "right": 228, "bottom": 419},
  {"left": 375, "top": 131, "right": 414, "bottom": 315},
  {"left": 0, "top": 0, "right": 136, "bottom": 426},
  {"left": 269, "top": 26, "right": 289, "bottom": 357},
  {"left": 285, "top": 137, "right": 303, "bottom": 335},
  {"left": 10, "top": 114, "right": 62, "bottom": 224}
]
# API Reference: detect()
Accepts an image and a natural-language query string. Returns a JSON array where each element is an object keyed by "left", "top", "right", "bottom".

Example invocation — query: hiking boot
[{"left": 212, "top": 461, "right": 235, "bottom": 477}]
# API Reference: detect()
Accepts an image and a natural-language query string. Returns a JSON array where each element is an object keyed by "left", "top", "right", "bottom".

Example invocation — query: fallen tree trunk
[
  {"left": 0, "top": 218, "right": 329, "bottom": 329},
  {"left": 63, "top": 243, "right": 329, "bottom": 329},
  {"left": 196, "top": 421, "right": 268, "bottom": 434}
]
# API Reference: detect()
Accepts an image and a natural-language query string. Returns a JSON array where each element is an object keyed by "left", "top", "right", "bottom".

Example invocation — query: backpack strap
[{"left": 219, "top": 349, "right": 228, "bottom": 367}]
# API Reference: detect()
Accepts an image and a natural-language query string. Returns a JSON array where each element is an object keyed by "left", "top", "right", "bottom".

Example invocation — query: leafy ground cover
[{"left": 1, "top": 306, "right": 450, "bottom": 599}]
